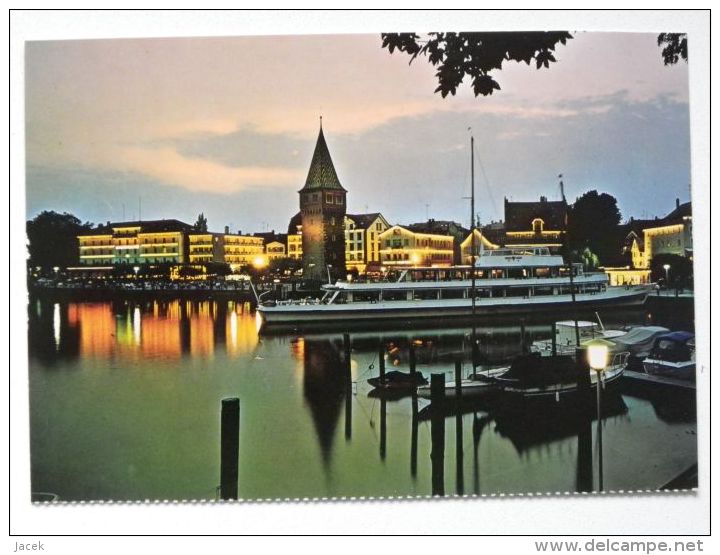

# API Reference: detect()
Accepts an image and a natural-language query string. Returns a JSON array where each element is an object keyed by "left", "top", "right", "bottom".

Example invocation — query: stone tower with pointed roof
[{"left": 299, "top": 122, "right": 347, "bottom": 282}]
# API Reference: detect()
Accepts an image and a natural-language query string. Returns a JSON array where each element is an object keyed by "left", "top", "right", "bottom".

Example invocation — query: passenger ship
[{"left": 255, "top": 247, "right": 650, "bottom": 330}]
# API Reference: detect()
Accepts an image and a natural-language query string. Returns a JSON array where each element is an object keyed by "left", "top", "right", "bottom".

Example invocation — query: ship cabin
[{"left": 319, "top": 247, "right": 607, "bottom": 305}]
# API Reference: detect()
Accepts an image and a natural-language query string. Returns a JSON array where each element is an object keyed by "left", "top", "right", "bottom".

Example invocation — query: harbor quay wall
[{"left": 645, "top": 294, "right": 695, "bottom": 331}]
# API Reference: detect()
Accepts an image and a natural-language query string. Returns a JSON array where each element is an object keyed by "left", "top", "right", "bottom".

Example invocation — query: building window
[
  {"left": 335, "top": 194, "right": 343, "bottom": 204},
  {"left": 326, "top": 193, "right": 333, "bottom": 203},
  {"left": 532, "top": 218, "right": 545, "bottom": 233}
]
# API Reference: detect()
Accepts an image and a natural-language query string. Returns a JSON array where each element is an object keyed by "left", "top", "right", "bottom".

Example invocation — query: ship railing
[{"left": 273, "top": 297, "right": 323, "bottom": 306}]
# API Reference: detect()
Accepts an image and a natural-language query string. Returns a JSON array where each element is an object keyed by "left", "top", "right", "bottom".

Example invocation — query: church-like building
[{"left": 299, "top": 122, "right": 347, "bottom": 282}]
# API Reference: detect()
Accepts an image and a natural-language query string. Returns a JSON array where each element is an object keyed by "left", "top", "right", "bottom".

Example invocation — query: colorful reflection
[
  {"left": 226, "top": 302, "right": 259, "bottom": 357},
  {"left": 190, "top": 302, "right": 214, "bottom": 359},
  {"left": 36, "top": 299, "right": 260, "bottom": 363}
]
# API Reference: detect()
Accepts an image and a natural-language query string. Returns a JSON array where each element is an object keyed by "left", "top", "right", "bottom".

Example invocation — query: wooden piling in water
[
  {"left": 454, "top": 360, "right": 463, "bottom": 399},
  {"left": 343, "top": 333, "right": 351, "bottom": 364},
  {"left": 409, "top": 340, "right": 417, "bottom": 375},
  {"left": 455, "top": 361, "right": 464, "bottom": 495},
  {"left": 575, "top": 347, "right": 592, "bottom": 408},
  {"left": 378, "top": 344, "right": 385, "bottom": 382},
  {"left": 380, "top": 398, "right": 387, "bottom": 460},
  {"left": 576, "top": 409, "right": 594, "bottom": 493},
  {"left": 220, "top": 397, "right": 240, "bottom": 500},
  {"left": 411, "top": 393, "right": 419, "bottom": 478},
  {"left": 520, "top": 319, "right": 527, "bottom": 354},
  {"left": 344, "top": 333, "right": 352, "bottom": 440},
  {"left": 551, "top": 321, "right": 557, "bottom": 357},
  {"left": 430, "top": 373, "right": 446, "bottom": 496}
]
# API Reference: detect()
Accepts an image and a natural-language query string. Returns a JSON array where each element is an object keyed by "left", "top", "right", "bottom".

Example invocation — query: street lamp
[
  {"left": 587, "top": 338, "right": 611, "bottom": 492},
  {"left": 663, "top": 263, "right": 671, "bottom": 289},
  {"left": 133, "top": 266, "right": 140, "bottom": 277}
]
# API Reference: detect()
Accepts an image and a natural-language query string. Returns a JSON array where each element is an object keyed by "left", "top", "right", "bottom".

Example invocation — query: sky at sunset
[{"left": 25, "top": 32, "right": 691, "bottom": 233}]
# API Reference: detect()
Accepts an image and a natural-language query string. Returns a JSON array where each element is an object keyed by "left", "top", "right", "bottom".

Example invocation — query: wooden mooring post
[
  {"left": 454, "top": 360, "right": 464, "bottom": 495},
  {"left": 220, "top": 397, "right": 240, "bottom": 500},
  {"left": 411, "top": 393, "right": 419, "bottom": 478},
  {"left": 344, "top": 333, "right": 352, "bottom": 440},
  {"left": 378, "top": 343, "right": 386, "bottom": 382},
  {"left": 551, "top": 321, "right": 557, "bottom": 357},
  {"left": 380, "top": 398, "right": 387, "bottom": 460},
  {"left": 430, "top": 373, "right": 446, "bottom": 496},
  {"left": 574, "top": 346, "right": 595, "bottom": 492},
  {"left": 409, "top": 339, "right": 417, "bottom": 375},
  {"left": 520, "top": 319, "right": 527, "bottom": 354}
]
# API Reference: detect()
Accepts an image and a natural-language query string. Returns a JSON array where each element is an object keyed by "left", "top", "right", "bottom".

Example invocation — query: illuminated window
[{"left": 532, "top": 218, "right": 545, "bottom": 233}]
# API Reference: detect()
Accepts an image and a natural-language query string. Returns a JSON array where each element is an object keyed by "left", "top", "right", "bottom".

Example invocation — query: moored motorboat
[
  {"left": 416, "top": 366, "right": 508, "bottom": 399},
  {"left": 642, "top": 331, "right": 695, "bottom": 381},
  {"left": 531, "top": 317, "right": 627, "bottom": 357},
  {"left": 368, "top": 370, "right": 428, "bottom": 390},
  {"left": 494, "top": 352, "right": 628, "bottom": 400}
]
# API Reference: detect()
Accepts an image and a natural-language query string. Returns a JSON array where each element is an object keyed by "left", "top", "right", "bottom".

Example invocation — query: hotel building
[
  {"left": 605, "top": 199, "right": 692, "bottom": 285},
  {"left": 78, "top": 219, "right": 264, "bottom": 271},
  {"left": 345, "top": 213, "right": 391, "bottom": 273},
  {"left": 379, "top": 225, "right": 455, "bottom": 267},
  {"left": 503, "top": 196, "right": 568, "bottom": 252},
  {"left": 459, "top": 228, "right": 500, "bottom": 264},
  {"left": 78, "top": 219, "right": 194, "bottom": 266},
  {"left": 223, "top": 234, "right": 265, "bottom": 269}
]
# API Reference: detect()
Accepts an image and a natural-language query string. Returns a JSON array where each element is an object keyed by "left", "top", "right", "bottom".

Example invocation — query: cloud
[
  {"left": 25, "top": 32, "right": 691, "bottom": 228},
  {"left": 114, "top": 146, "right": 303, "bottom": 193}
]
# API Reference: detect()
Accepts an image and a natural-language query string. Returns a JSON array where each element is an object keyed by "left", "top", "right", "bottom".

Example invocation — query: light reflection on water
[{"left": 27, "top": 298, "right": 697, "bottom": 502}]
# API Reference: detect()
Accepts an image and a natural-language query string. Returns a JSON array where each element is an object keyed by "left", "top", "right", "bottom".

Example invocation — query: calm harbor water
[{"left": 27, "top": 297, "right": 697, "bottom": 501}]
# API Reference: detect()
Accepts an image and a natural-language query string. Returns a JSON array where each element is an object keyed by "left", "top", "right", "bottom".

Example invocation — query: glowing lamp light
[
  {"left": 410, "top": 253, "right": 421, "bottom": 265},
  {"left": 586, "top": 339, "right": 611, "bottom": 371},
  {"left": 253, "top": 256, "right": 267, "bottom": 269}
]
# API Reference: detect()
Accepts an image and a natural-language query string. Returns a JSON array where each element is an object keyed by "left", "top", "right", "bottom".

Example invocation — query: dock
[{"left": 622, "top": 370, "right": 695, "bottom": 391}]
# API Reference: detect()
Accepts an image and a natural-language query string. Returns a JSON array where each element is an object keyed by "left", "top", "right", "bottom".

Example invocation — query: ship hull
[{"left": 257, "top": 288, "right": 648, "bottom": 331}]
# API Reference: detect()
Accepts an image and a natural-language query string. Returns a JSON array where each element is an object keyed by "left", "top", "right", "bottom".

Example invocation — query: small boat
[
  {"left": 531, "top": 318, "right": 627, "bottom": 357},
  {"left": 493, "top": 352, "right": 628, "bottom": 401},
  {"left": 416, "top": 367, "right": 507, "bottom": 399},
  {"left": 368, "top": 370, "right": 427, "bottom": 390},
  {"left": 609, "top": 325, "right": 670, "bottom": 370},
  {"left": 609, "top": 325, "right": 670, "bottom": 359},
  {"left": 643, "top": 331, "right": 696, "bottom": 381}
]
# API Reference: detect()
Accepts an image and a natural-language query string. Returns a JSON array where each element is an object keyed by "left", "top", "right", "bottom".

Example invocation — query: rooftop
[
  {"left": 79, "top": 219, "right": 194, "bottom": 236},
  {"left": 504, "top": 196, "right": 568, "bottom": 232},
  {"left": 300, "top": 126, "right": 345, "bottom": 192}
]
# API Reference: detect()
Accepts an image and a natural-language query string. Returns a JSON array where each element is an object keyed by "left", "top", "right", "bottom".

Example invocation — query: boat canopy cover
[
  {"left": 649, "top": 331, "right": 695, "bottom": 362},
  {"left": 611, "top": 326, "right": 669, "bottom": 354},
  {"left": 656, "top": 331, "right": 694, "bottom": 344}
]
